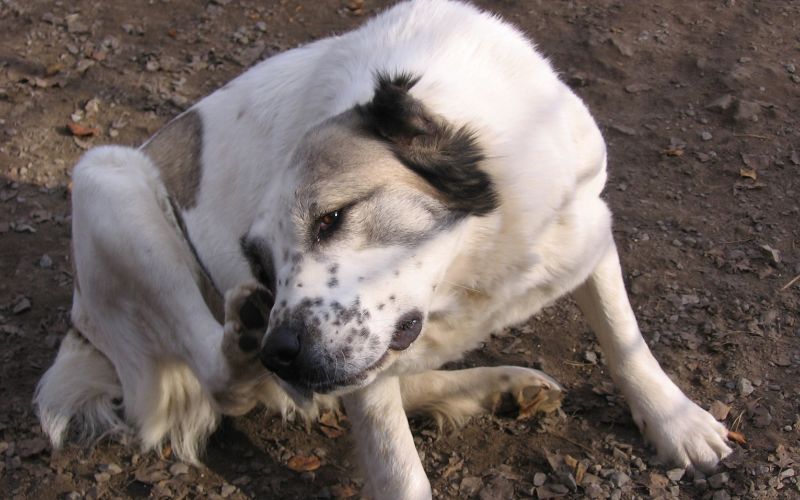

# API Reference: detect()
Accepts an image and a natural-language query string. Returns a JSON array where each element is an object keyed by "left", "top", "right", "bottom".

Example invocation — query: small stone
[
  {"left": 609, "top": 124, "right": 638, "bottom": 136},
  {"left": 700, "top": 131, "right": 713, "bottom": 141},
  {"left": 12, "top": 297, "right": 31, "bottom": 315},
  {"left": 624, "top": 83, "right": 651, "bottom": 93},
  {"left": 712, "top": 490, "right": 731, "bottom": 500},
  {"left": 556, "top": 471, "right": 578, "bottom": 491},
  {"left": 102, "top": 463, "right": 122, "bottom": 475},
  {"left": 65, "top": 14, "right": 90, "bottom": 34},
  {"left": 17, "top": 437, "right": 47, "bottom": 457},
  {"left": 584, "top": 351, "right": 598, "bottom": 364},
  {"left": 233, "top": 475, "right": 251, "bottom": 486},
  {"left": 169, "top": 463, "right": 189, "bottom": 476},
  {"left": 459, "top": 477, "right": 482, "bottom": 496},
  {"left": 220, "top": 483, "right": 236, "bottom": 497},
  {"left": 611, "top": 471, "right": 630, "bottom": 488},
  {"left": 478, "top": 476, "right": 514, "bottom": 500},
  {"left": 737, "top": 378, "right": 754, "bottom": 396},
  {"left": 709, "top": 400, "right": 731, "bottom": 421},
  {"left": 708, "top": 472, "right": 729, "bottom": 489},
  {"left": 760, "top": 244, "right": 781, "bottom": 264},
  {"left": 585, "top": 483, "right": 604, "bottom": 499},
  {"left": 666, "top": 468, "right": 685, "bottom": 482},
  {"left": 649, "top": 472, "right": 669, "bottom": 489},
  {"left": 533, "top": 472, "right": 547, "bottom": 486},
  {"left": 733, "top": 99, "right": 760, "bottom": 122},
  {"left": 705, "top": 94, "right": 735, "bottom": 111},
  {"left": 94, "top": 472, "right": 110, "bottom": 483},
  {"left": 38, "top": 254, "right": 53, "bottom": 269}
]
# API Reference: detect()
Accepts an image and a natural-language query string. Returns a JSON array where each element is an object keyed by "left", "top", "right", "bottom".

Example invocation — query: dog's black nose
[{"left": 260, "top": 322, "right": 302, "bottom": 379}]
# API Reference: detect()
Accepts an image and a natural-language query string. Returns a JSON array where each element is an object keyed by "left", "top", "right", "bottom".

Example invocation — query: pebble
[
  {"left": 478, "top": 476, "right": 514, "bottom": 500},
  {"left": 611, "top": 471, "right": 630, "bottom": 488},
  {"left": 101, "top": 463, "right": 122, "bottom": 475},
  {"left": 666, "top": 468, "right": 685, "bottom": 482},
  {"left": 734, "top": 99, "right": 760, "bottom": 122},
  {"left": 738, "top": 378, "right": 754, "bottom": 396},
  {"left": 38, "top": 254, "right": 53, "bottom": 269},
  {"left": 712, "top": 490, "right": 731, "bottom": 500},
  {"left": 709, "top": 400, "right": 731, "bottom": 420},
  {"left": 585, "top": 483, "right": 604, "bottom": 499},
  {"left": 220, "top": 483, "right": 237, "bottom": 497},
  {"left": 169, "top": 463, "right": 189, "bottom": 476},
  {"left": 459, "top": 476, "right": 482, "bottom": 496},
  {"left": 533, "top": 472, "right": 547, "bottom": 486},
  {"left": 94, "top": 471, "right": 111, "bottom": 483},
  {"left": 583, "top": 350, "right": 598, "bottom": 364},
  {"left": 12, "top": 297, "right": 31, "bottom": 315},
  {"left": 708, "top": 472, "right": 729, "bottom": 489},
  {"left": 705, "top": 94, "right": 735, "bottom": 111},
  {"left": 700, "top": 131, "right": 713, "bottom": 141}
]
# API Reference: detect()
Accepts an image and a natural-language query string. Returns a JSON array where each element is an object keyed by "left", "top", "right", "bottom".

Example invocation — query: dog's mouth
[
  {"left": 283, "top": 350, "right": 393, "bottom": 400},
  {"left": 270, "top": 310, "right": 424, "bottom": 402}
]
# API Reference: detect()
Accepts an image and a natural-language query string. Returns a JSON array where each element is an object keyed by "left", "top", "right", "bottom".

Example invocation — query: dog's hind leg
[
  {"left": 37, "top": 145, "right": 235, "bottom": 463},
  {"left": 572, "top": 240, "right": 731, "bottom": 472},
  {"left": 398, "top": 366, "right": 562, "bottom": 427}
]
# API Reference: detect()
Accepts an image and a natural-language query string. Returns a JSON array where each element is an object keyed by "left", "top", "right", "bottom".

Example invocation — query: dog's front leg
[
  {"left": 572, "top": 240, "right": 731, "bottom": 471},
  {"left": 342, "top": 375, "right": 431, "bottom": 500}
]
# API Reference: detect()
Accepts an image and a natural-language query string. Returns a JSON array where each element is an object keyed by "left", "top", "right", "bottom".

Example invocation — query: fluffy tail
[{"left": 34, "top": 329, "right": 127, "bottom": 448}]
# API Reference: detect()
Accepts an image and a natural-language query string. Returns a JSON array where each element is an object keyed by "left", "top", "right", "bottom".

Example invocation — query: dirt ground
[{"left": 1, "top": 0, "right": 798, "bottom": 498}]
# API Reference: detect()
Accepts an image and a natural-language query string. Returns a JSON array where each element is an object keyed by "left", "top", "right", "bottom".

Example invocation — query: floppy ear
[{"left": 357, "top": 73, "right": 498, "bottom": 216}]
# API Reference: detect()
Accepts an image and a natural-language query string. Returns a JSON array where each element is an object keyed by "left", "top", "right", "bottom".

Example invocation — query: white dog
[{"left": 35, "top": 1, "right": 731, "bottom": 497}]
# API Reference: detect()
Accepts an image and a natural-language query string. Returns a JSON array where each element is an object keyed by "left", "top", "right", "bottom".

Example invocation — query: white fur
[{"left": 35, "top": 0, "right": 730, "bottom": 496}]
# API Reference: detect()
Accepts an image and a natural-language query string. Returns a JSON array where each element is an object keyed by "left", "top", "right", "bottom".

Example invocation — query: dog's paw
[
  {"left": 631, "top": 395, "right": 731, "bottom": 473},
  {"left": 486, "top": 366, "right": 564, "bottom": 418},
  {"left": 223, "top": 282, "right": 273, "bottom": 374}
]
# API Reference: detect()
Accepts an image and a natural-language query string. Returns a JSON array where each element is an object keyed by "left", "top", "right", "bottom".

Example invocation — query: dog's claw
[{"left": 486, "top": 366, "right": 563, "bottom": 418}]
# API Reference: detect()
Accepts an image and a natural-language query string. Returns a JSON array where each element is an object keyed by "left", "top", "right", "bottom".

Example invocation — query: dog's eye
[{"left": 315, "top": 210, "right": 342, "bottom": 242}]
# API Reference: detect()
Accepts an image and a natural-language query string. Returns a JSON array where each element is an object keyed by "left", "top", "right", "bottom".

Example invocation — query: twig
[
  {"left": 780, "top": 274, "right": 800, "bottom": 291},
  {"left": 551, "top": 432, "right": 595, "bottom": 454},
  {"left": 733, "top": 133, "right": 770, "bottom": 140}
]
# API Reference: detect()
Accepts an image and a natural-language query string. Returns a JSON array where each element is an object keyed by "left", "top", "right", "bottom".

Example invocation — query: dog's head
[{"left": 241, "top": 73, "right": 497, "bottom": 397}]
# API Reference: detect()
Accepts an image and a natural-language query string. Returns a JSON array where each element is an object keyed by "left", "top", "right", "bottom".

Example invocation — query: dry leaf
[
  {"left": 67, "top": 121, "right": 100, "bottom": 137},
  {"left": 662, "top": 147, "right": 684, "bottom": 157},
  {"left": 739, "top": 168, "right": 757, "bottom": 180},
  {"left": 287, "top": 454, "right": 321, "bottom": 472},
  {"left": 319, "top": 409, "right": 346, "bottom": 438},
  {"left": 728, "top": 430, "right": 746, "bottom": 445},
  {"left": 517, "top": 387, "right": 563, "bottom": 419},
  {"left": 331, "top": 483, "right": 358, "bottom": 498}
]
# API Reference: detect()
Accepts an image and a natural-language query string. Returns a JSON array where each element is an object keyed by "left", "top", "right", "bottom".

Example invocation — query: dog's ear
[{"left": 358, "top": 73, "right": 498, "bottom": 216}]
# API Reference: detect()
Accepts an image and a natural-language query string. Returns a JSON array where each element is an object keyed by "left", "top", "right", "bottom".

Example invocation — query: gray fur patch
[{"left": 142, "top": 109, "right": 204, "bottom": 209}]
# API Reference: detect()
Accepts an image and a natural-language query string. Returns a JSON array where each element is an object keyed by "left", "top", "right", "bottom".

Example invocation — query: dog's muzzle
[{"left": 260, "top": 310, "right": 424, "bottom": 393}]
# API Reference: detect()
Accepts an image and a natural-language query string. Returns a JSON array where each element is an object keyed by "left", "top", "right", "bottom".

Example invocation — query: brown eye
[{"left": 315, "top": 210, "right": 342, "bottom": 242}]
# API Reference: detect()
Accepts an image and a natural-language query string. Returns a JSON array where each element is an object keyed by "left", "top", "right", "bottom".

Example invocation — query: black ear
[{"left": 357, "top": 73, "right": 498, "bottom": 216}]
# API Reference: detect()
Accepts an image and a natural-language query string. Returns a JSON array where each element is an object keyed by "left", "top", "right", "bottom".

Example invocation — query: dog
[{"left": 35, "top": 1, "right": 732, "bottom": 497}]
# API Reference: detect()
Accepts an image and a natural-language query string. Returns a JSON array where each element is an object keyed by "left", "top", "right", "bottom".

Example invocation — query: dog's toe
[
  {"left": 635, "top": 395, "right": 732, "bottom": 473},
  {"left": 223, "top": 282, "right": 272, "bottom": 369},
  {"left": 487, "top": 366, "right": 563, "bottom": 418}
]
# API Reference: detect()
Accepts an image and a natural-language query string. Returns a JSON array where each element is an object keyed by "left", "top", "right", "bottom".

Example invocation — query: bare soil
[{"left": 1, "top": 1, "right": 798, "bottom": 499}]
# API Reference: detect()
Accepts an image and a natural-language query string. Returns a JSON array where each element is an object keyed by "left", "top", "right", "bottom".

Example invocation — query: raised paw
[
  {"left": 486, "top": 366, "right": 564, "bottom": 418},
  {"left": 631, "top": 394, "right": 732, "bottom": 473},
  {"left": 223, "top": 282, "right": 273, "bottom": 375}
]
